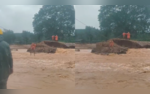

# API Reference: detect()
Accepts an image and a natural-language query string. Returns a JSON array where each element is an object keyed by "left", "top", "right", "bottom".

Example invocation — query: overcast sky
[
  {"left": 0, "top": 5, "right": 100, "bottom": 33},
  {"left": 75, "top": 5, "right": 100, "bottom": 29},
  {"left": 0, "top": 5, "right": 42, "bottom": 33}
]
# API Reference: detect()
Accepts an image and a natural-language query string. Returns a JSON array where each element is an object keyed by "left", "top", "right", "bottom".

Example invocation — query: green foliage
[
  {"left": 75, "top": 5, "right": 150, "bottom": 43},
  {"left": 4, "top": 5, "right": 150, "bottom": 44},
  {"left": 85, "top": 26, "right": 101, "bottom": 43},
  {"left": 33, "top": 5, "right": 75, "bottom": 41},
  {"left": 132, "top": 33, "right": 150, "bottom": 41},
  {"left": 98, "top": 5, "right": 150, "bottom": 39},
  {"left": 3, "top": 29, "right": 16, "bottom": 44},
  {"left": 75, "top": 27, "right": 101, "bottom": 43},
  {"left": 3, "top": 30, "right": 37, "bottom": 45},
  {"left": 1, "top": 5, "right": 76, "bottom": 44},
  {"left": 21, "top": 31, "right": 35, "bottom": 44}
]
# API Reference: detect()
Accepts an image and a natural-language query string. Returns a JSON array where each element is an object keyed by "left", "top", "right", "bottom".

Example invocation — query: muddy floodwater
[
  {"left": 7, "top": 47, "right": 150, "bottom": 89},
  {"left": 8, "top": 49, "right": 75, "bottom": 89},
  {"left": 75, "top": 49, "right": 150, "bottom": 89}
]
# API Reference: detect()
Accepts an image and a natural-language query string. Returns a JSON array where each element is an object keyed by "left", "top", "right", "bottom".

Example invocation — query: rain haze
[
  {"left": 0, "top": 5, "right": 42, "bottom": 33},
  {"left": 75, "top": 5, "right": 100, "bottom": 29},
  {"left": 0, "top": 5, "right": 100, "bottom": 33}
]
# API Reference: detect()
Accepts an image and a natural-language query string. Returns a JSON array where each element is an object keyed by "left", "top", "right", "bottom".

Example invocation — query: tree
[
  {"left": 14, "top": 33, "right": 23, "bottom": 44},
  {"left": 75, "top": 29, "right": 86, "bottom": 43},
  {"left": 14, "top": 32, "right": 37, "bottom": 45},
  {"left": 22, "top": 31, "right": 34, "bottom": 44},
  {"left": 85, "top": 26, "right": 100, "bottom": 43},
  {"left": 98, "top": 5, "right": 150, "bottom": 39},
  {"left": 33, "top": 5, "right": 75, "bottom": 41},
  {"left": 75, "top": 27, "right": 100, "bottom": 43},
  {"left": 3, "top": 29, "right": 16, "bottom": 44}
]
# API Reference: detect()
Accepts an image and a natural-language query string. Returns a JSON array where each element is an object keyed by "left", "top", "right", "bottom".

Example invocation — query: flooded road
[
  {"left": 8, "top": 49, "right": 75, "bottom": 89},
  {"left": 75, "top": 49, "right": 150, "bottom": 89}
]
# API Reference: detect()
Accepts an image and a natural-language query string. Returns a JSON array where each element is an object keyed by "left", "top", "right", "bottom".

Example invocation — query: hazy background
[{"left": 0, "top": 5, "right": 100, "bottom": 33}]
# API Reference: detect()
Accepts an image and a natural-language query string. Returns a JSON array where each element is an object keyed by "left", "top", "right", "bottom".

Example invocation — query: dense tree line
[
  {"left": 33, "top": 5, "right": 75, "bottom": 42},
  {"left": 98, "top": 5, "right": 150, "bottom": 41},
  {"left": 3, "top": 29, "right": 37, "bottom": 45},
  {"left": 75, "top": 5, "right": 150, "bottom": 43},
  {"left": 2, "top": 29, "right": 76, "bottom": 45},
  {"left": 75, "top": 26, "right": 101, "bottom": 43},
  {"left": 2, "top": 5, "right": 76, "bottom": 44},
  {"left": 3, "top": 5, "right": 150, "bottom": 44}
]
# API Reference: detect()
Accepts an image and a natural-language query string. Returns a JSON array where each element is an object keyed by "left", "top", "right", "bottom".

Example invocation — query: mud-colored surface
[
  {"left": 75, "top": 43, "right": 96, "bottom": 49},
  {"left": 27, "top": 41, "right": 75, "bottom": 53},
  {"left": 92, "top": 41, "right": 128, "bottom": 54},
  {"left": 92, "top": 39, "right": 150, "bottom": 54},
  {"left": 43, "top": 41, "right": 68, "bottom": 48},
  {"left": 7, "top": 49, "right": 75, "bottom": 89},
  {"left": 75, "top": 49, "right": 150, "bottom": 89},
  {"left": 112, "top": 39, "right": 143, "bottom": 48},
  {"left": 8, "top": 44, "right": 150, "bottom": 89},
  {"left": 10, "top": 45, "right": 30, "bottom": 49}
]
